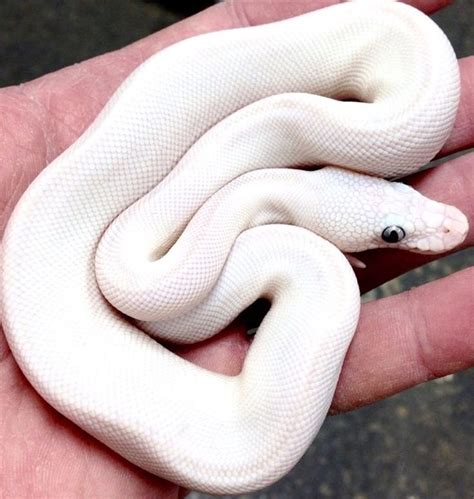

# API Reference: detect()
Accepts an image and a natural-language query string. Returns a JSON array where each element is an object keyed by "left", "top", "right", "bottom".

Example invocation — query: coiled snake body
[{"left": 0, "top": 0, "right": 468, "bottom": 494}]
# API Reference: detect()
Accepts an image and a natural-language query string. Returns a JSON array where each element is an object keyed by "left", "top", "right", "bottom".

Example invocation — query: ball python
[{"left": 0, "top": 0, "right": 469, "bottom": 494}]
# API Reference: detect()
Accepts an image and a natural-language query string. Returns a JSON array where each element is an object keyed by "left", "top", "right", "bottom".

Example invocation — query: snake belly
[{"left": 0, "top": 0, "right": 461, "bottom": 494}]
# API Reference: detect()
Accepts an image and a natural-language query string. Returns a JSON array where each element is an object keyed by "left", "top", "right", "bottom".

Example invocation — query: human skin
[{"left": 0, "top": 0, "right": 472, "bottom": 496}]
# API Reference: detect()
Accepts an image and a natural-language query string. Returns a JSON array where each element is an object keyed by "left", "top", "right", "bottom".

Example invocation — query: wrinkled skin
[{"left": 0, "top": 0, "right": 472, "bottom": 497}]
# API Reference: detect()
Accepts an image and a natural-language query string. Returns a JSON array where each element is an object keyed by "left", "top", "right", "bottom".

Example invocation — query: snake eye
[{"left": 382, "top": 225, "right": 406, "bottom": 243}]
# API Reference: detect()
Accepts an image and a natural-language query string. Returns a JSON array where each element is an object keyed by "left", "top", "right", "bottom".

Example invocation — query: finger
[
  {"left": 173, "top": 319, "right": 250, "bottom": 376},
  {"left": 332, "top": 267, "right": 474, "bottom": 413},
  {"left": 441, "top": 56, "right": 474, "bottom": 156},
  {"left": 396, "top": 0, "right": 453, "bottom": 14},
  {"left": 226, "top": 0, "right": 451, "bottom": 25},
  {"left": 356, "top": 152, "right": 474, "bottom": 294}
]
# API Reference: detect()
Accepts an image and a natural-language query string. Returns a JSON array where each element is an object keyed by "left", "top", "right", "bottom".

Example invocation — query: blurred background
[{"left": 0, "top": 1, "right": 472, "bottom": 497}]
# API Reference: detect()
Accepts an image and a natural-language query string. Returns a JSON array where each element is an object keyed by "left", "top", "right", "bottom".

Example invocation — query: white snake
[{"left": 0, "top": 0, "right": 469, "bottom": 494}]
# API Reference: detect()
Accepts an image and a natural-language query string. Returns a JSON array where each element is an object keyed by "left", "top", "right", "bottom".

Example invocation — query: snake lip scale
[{"left": 0, "top": 0, "right": 468, "bottom": 494}]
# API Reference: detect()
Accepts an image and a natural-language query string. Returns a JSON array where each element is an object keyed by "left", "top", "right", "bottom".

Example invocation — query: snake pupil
[{"left": 382, "top": 225, "right": 406, "bottom": 243}]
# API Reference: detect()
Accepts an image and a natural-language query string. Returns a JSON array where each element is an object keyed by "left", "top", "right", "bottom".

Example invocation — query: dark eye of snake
[{"left": 382, "top": 225, "right": 406, "bottom": 243}]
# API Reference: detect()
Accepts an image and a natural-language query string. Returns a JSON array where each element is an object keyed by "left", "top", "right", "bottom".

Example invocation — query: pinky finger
[{"left": 332, "top": 267, "right": 474, "bottom": 413}]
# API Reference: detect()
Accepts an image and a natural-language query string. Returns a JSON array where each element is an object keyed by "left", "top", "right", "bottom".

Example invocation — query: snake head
[
  {"left": 375, "top": 180, "right": 469, "bottom": 254},
  {"left": 313, "top": 167, "right": 468, "bottom": 255}
]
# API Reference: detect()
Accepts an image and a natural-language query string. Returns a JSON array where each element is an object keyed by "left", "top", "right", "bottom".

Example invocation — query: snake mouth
[{"left": 409, "top": 205, "right": 469, "bottom": 253}]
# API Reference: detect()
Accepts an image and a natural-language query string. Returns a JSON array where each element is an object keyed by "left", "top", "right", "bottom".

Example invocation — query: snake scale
[{"left": 0, "top": 0, "right": 469, "bottom": 494}]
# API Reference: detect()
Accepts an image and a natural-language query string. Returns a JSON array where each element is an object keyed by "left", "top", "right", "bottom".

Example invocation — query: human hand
[{"left": 0, "top": 0, "right": 472, "bottom": 497}]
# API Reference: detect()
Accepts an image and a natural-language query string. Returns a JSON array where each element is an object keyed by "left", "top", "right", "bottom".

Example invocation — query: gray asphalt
[{"left": 0, "top": 1, "right": 472, "bottom": 498}]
